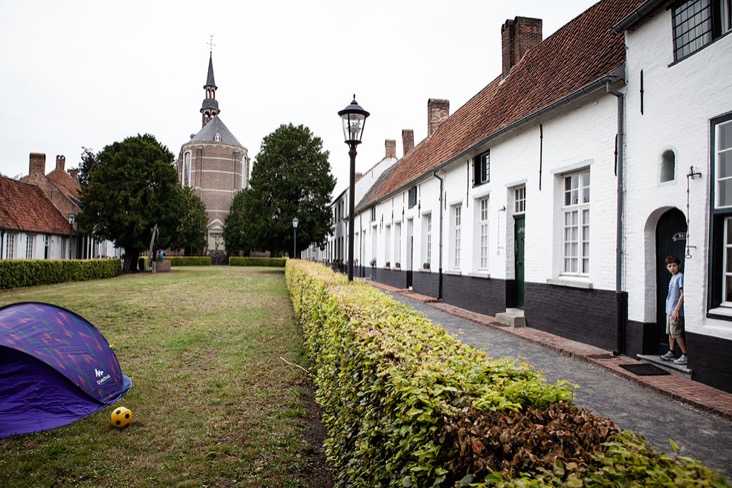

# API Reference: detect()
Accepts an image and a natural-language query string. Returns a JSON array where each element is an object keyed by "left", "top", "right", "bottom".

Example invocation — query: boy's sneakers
[
  {"left": 660, "top": 351, "right": 675, "bottom": 361},
  {"left": 674, "top": 354, "right": 688, "bottom": 365}
]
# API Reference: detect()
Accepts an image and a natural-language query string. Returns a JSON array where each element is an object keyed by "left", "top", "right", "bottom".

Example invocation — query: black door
[
  {"left": 514, "top": 215, "right": 525, "bottom": 309},
  {"left": 655, "top": 208, "right": 687, "bottom": 354}
]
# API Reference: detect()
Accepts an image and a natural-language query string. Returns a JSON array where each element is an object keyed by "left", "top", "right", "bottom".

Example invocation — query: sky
[{"left": 0, "top": 0, "right": 599, "bottom": 197}]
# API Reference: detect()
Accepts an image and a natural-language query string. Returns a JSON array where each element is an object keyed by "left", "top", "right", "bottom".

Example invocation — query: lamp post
[
  {"left": 338, "top": 96, "right": 369, "bottom": 282},
  {"left": 68, "top": 213, "right": 75, "bottom": 259},
  {"left": 292, "top": 217, "right": 299, "bottom": 259}
]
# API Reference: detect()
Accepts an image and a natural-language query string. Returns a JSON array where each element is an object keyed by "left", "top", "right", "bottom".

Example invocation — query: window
[
  {"left": 242, "top": 156, "right": 249, "bottom": 189},
  {"left": 711, "top": 116, "right": 732, "bottom": 312},
  {"left": 26, "top": 235, "right": 34, "bottom": 259},
  {"left": 673, "top": 0, "right": 731, "bottom": 61},
  {"left": 214, "top": 131, "right": 222, "bottom": 142},
  {"left": 183, "top": 151, "right": 191, "bottom": 187},
  {"left": 479, "top": 198, "right": 489, "bottom": 269},
  {"left": 394, "top": 223, "right": 402, "bottom": 267},
  {"left": 660, "top": 150, "right": 676, "bottom": 182},
  {"left": 425, "top": 214, "right": 432, "bottom": 267},
  {"left": 474, "top": 151, "right": 490, "bottom": 185},
  {"left": 385, "top": 225, "right": 391, "bottom": 266},
  {"left": 451, "top": 205, "right": 462, "bottom": 269},
  {"left": 371, "top": 206, "right": 376, "bottom": 222},
  {"left": 5, "top": 233, "right": 15, "bottom": 260},
  {"left": 408, "top": 186, "right": 418, "bottom": 208},
  {"left": 562, "top": 170, "right": 590, "bottom": 275},
  {"left": 515, "top": 186, "right": 526, "bottom": 214}
]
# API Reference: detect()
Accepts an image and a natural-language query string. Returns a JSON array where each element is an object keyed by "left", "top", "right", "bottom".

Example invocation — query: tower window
[{"left": 214, "top": 132, "right": 222, "bottom": 142}]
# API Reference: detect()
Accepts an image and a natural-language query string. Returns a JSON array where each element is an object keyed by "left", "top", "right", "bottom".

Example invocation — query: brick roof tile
[{"left": 0, "top": 176, "right": 72, "bottom": 235}]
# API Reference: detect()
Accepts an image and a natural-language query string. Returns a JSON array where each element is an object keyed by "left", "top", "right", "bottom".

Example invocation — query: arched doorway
[{"left": 655, "top": 208, "right": 687, "bottom": 354}]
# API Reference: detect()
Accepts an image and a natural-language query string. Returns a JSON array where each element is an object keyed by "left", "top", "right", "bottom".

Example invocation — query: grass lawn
[{"left": 0, "top": 266, "right": 330, "bottom": 487}]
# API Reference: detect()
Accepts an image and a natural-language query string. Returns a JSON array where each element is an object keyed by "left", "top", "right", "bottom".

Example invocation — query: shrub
[
  {"left": 0, "top": 259, "right": 121, "bottom": 290},
  {"left": 165, "top": 256, "right": 211, "bottom": 266},
  {"left": 286, "top": 260, "right": 729, "bottom": 487},
  {"left": 229, "top": 256, "right": 286, "bottom": 267}
]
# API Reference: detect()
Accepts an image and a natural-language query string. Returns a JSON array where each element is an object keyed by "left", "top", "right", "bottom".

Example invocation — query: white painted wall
[{"left": 623, "top": 9, "right": 732, "bottom": 340}]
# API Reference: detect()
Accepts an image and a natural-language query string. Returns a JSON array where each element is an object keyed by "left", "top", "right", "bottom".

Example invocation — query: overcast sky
[{"left": 0, "top": 0, "right": 598, "bottom": 196}]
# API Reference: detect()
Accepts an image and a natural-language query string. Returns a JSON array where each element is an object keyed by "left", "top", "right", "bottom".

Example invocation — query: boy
[{"left": 660, "top": 255, "right": 688, "bottom": 365}]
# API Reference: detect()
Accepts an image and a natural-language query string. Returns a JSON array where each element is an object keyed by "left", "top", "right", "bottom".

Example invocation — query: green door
[
  {"left": 655, "top": 209, "right": 687, "bottom": 353},
  {"left": 514, "top": 215, "right": 525, "bottom": 308}
]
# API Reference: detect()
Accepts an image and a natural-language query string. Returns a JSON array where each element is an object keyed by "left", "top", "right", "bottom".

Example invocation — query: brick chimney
[
  {"left": 355, "top": 172, "right": 364, "bottom": 183},
  {"left": 502, "top": 17, "right": 542, "bottom": 80},
  {"left": 55, "top": 155, "right": 66, "bottom": 172},
  {"left": 385, "top": 139, "right": 397, "bottom": 159},
  {"left": 29, "top": 153, "right": 46, "bottom": 177},
  {"left": 402, "top": 129, "right": 414, "bottom": 156},
  {"left": 428, "top": 99, "right": 449, "bottom": 136}
]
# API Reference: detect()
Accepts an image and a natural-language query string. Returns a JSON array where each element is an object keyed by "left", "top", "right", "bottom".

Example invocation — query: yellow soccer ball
[{"left": 111, "top": 406, "right": 132, "bottom": 428}]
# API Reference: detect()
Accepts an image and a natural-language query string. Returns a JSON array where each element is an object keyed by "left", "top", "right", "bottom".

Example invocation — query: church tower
[
  {"left": 200, "top": 52, "right": 220, "bottom": 127},
  {"left": 176, "top": 45, "right": 249, "bottom": 256}
]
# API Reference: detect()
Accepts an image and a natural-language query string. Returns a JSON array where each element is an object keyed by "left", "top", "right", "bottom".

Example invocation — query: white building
[{"left": 345, "top": 0, "right": 732, "bottom": 393}]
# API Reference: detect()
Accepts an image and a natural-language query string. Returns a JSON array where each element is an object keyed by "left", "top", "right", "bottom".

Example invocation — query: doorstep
[{"left": 637, "top": 354, "right": 693, "bottom": 379}]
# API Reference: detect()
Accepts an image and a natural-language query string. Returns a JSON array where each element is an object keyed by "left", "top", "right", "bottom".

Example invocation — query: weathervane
[{"left": 208, "top": 35, "right": 216, "bottom": 54}]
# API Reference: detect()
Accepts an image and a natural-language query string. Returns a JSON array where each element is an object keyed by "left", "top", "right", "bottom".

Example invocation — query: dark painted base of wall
[{"left": 368, "top": 269, "right": 731, "bottom": 394}]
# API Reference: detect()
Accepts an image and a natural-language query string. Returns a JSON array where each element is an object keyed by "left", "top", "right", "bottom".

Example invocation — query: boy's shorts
[{"left": 666, "top": 315, "right": 685, "bottom": 338}]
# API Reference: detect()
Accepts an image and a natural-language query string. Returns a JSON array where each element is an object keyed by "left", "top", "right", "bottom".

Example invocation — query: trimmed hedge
[
  {"left": 229, "top": 256, "right": 286, "bottom": 267},
  {"left": 164, "top": 256, "right": 211, "bottom": 266},
  {"left": 0, "top": 259, "right": 121, "bottom": 290},
  {"left": 286, "top": 260, "right": 729, "bottom": 487}
]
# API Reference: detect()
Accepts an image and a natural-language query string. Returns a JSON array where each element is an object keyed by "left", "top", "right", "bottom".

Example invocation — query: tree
[
  {"left": 77, "top": 147, "right": 98, "bottom": 186},
  {"left": 169, "top": 187, "right": 208, "bottom": 256},
  {"left": 223, "top": 190, "right": 248, "bottom": 256},
  {"left": 78, "top": 134, "right": 181, "bottom": 272},
  {"left": 237, "top": 124, "right": 335, "bottom": 257}
]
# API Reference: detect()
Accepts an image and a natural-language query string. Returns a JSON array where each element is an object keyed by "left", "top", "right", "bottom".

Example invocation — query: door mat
[
  {"left": 619, "top": 363, "right": 671, "bottom": 376},
  {"left": 587, "top": 354, "right": 615, "bottom": 360}
]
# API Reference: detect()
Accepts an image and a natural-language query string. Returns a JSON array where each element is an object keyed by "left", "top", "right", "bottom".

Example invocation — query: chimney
[
  {"left": 29, "top": 153, "right": 46, "bottom": 177},
  {"left": 385, "top": 139, "right": 397, "bottom": 159},
  {"left": 68, "top": 168, "right": 80, "bottom": 182},
  {"left": 428, "top": 99, "right": 449, "bottom": 136},
  {"left": 355, "top": 172, "right": 364, "bottom": 183},
  {"left": 502, "top": 17, "right": 542, "bottom": 80},
  {"left": 55, "top": 155, "right": 66, "bottom": 172},
  {"left": 402, "top": 129, "right": 414, "bottom": 156}
]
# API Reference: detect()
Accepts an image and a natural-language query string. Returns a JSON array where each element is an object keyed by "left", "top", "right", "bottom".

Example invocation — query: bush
[
  {"left": 286, "top": 260, "right": 729, "bottom": 487},
  {"left": 0, "top": 259, "right": 121, "bottom": 290},
  {"left": 164, "top": 256, "right": 211, "bottom": 266},
  {"left": 229, "top": 256, "right": 286, "bottom": 267}
]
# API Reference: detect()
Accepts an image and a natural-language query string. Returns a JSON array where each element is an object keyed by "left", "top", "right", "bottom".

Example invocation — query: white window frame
[
  {"left": 26, "top": 235, "right": 34, "bottom": 259},
  {"left": 562, "top": 170, "right": 590, "bottom": 276},
  {"left": 514, "top": 186, "right": 526, "bottom": 214},
  {"left": 722, "top": 217, "right": 732, "bottom": 307},
  {"left": 385, "top": 224, "right": 392, "bottom": 266},
  {"left": 183, "top": 151, "right": 192, "bottom": 188},
  {"left": 426, "top": 214, "right": 432, "bottom": 267},
  {"left": 716, "top": 120, "right": 732, "bottom": 209},
  {"left": 394, "top": 222, "right": 402, "bottom": 267},
  {"left": 6, "top": 233, "right": 15, "bottom": 260},
  {"left": 478, "top": 197, "right": 489, "bottom": 270},
  {"left": 451, "top": 204, "right": 462, "bottom": 270}
]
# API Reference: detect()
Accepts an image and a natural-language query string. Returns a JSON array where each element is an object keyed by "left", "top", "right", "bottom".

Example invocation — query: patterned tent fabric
[{"left": 0, "top": 302, "right": 131, "bottom": 438}]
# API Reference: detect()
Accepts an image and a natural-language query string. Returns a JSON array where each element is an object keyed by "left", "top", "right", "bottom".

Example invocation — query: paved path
[{"left": 370, "top": 284, "right": 732, "bottom": 475}]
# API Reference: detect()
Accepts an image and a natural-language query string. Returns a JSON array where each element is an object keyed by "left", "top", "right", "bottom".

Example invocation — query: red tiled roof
[
  {"left": 47, "top": 169, "right": 81, "bottom": 203},
  {"left": 368, "top": 0, "right": 644, "bottom": 204},
  {"left": 0, "top": 176, "right": 72, "bottom": 235}
]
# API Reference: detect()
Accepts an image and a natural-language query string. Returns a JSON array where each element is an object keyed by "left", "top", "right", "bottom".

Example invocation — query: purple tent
[{"left": 0, "top": 302, "right": 132, "bottom": 438}]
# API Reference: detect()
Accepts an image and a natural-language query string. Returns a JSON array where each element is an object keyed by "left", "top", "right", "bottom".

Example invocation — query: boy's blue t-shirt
[{"left": 666, "top": 272, "right": 684, "bottom": 316}]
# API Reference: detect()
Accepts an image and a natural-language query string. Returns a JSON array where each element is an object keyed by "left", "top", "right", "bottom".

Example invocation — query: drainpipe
[
  {"left": 606, "top": 80, "right": 627, "bottom": 355},
  {"left": 433, "top": 171, "right": 444, "bottom": 300}
]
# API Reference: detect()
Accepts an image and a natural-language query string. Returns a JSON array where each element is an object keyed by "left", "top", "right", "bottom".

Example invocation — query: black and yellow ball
[{"left": 111, "top": 407, "right": 132, "bottom": 428}]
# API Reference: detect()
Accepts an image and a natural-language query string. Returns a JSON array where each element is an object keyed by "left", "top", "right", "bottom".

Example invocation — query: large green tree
[
  {"left": 237, "top": 123, "right": 335, "bottom": 257},
  {"left": 169, "top": 187, "right": 208, "bottom": 256},
  {"left": 78, "top": 134, "right": 181, "bottom": 272},
  {"left": 223, "top": 190, "right": 248, "bottom": 256}
]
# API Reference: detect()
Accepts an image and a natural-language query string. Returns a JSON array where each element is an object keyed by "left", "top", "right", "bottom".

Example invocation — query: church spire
[{"left": 201, "top": 37, "right": 220, "bottom": 127}]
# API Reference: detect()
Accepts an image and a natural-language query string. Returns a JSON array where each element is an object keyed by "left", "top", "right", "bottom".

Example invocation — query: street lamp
[
  {"left": 292, "top": 217, "right": 299, "bottom": 259},
  {"left": 68, "top": 213, "right": 75, "bottom": 259},
  {"left": 338, "top": 95, "right": 369, "bottom": 281}
]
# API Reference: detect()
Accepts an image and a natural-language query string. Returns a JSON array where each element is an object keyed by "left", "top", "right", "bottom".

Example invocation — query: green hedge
[
  {"left": 286, "top": 260, "right": 729, "bottom": 487},
  {"left": 0, "top": 259, "right": 121, "bottom": 291},
  {"left": 229, "top": 256, "right": 286, "bottom": 267},
  {"left": 164, "top": 256, "right": 211, "bottom": 266}
]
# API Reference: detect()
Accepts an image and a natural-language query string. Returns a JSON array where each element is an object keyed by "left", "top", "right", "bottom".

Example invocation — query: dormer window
[
  {"left": 214, "top": 132, "right": 222, "bottom": 142},
  {"left": 474, "top": 150, "right": 490, "bottom": 186}
]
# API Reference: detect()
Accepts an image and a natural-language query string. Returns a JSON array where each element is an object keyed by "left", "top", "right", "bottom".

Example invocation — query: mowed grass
[{"left": 0, "top": 266, "right": 319, "bottom": 487}]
